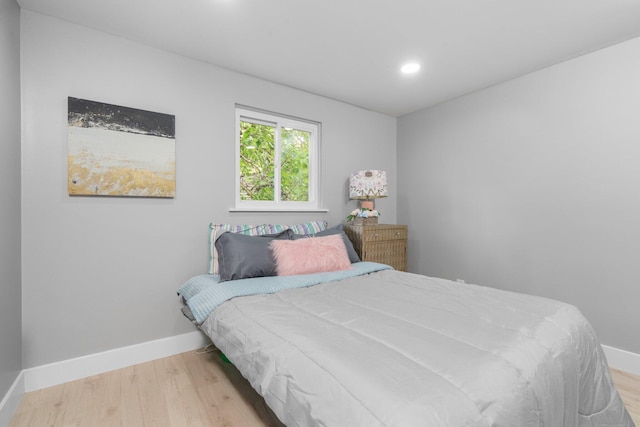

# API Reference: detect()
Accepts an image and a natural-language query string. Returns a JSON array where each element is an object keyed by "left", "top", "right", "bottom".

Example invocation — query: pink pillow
[{"left": 270, "top": 234, "right": 352, "bottom": 276}]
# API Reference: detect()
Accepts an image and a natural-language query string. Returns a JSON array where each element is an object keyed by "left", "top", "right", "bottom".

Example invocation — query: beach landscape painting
[{"left": 68, "top": 97, "right": 176, "bottom": 198}]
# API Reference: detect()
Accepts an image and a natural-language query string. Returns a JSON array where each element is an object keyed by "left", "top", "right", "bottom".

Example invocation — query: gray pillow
[
  {"left": 216, "top": 229, "right": 293, "bottom": 281},
  {"left": 292, "top": 224, "right": 360, "bottom": 263}
]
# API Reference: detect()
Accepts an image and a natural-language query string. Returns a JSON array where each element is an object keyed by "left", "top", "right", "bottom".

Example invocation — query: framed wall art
[{"left": 67, "top": 97, "right": 176, "bottom": 198}]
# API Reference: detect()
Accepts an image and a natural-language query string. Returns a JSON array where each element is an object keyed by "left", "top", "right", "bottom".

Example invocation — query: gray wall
[
  {"left": 20, "top": 10, "right": 397, "bottom": 368},
  {"left": 0, "top": 0, "right": 22, "bottom": 399},
  {"left": 398, "top": 36, "right": 640, "bottom": 354}
]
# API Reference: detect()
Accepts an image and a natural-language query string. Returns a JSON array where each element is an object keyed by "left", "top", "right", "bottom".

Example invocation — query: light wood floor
[
  {"left": 613, "top": 368, "right": 640, "bottom": 426},
  {"left": 9, "top": 349, "right": 640, "bottom": 426},
  {"left": 9, "top": 349, "right": 284, "bottom": 427}
]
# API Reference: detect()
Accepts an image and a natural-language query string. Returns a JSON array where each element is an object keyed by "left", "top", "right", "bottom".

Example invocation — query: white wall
[
  {"left": 20, "top": 10, "right": 397, "bottom": 368},
  {"left": 398, "top": 36, "right": 640, "bottom": 354},
  {"left": 0, "top": 0, "right": 22, "bottom": 401}
]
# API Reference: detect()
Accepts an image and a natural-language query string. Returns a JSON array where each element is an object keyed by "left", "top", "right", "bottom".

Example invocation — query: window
[{"left": 235, "top": 106, "right": 321, "bottom": 211}]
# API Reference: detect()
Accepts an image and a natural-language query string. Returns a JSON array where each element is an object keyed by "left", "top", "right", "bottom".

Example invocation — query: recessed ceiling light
[{"left": 401, "top": 63, "right": 421, "bottom": 74}]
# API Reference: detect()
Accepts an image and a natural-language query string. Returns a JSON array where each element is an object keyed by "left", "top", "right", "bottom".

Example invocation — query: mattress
[{"left": 196, "top": 268, "right": 633, "bottom": 426}]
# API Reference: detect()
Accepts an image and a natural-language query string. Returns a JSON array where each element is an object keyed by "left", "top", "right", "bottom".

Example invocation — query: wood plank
[
  {"left": 60, "top": 373, "right": 114, "bottom": 426},
  {"left": 182, "top": 349, "right": 284, "bottom": 426},
  {"left": 119, "top": 364, "right": 145, "bottom": 426},
  {"left": 58, "top": 375, "right": 96, "bottom": 426},
  {"left": 99, "top": 368, "right": 123, "bottom": 426},
  {"left": 8, "top": 385, "right": 66, "bottom": 427},
  {"left": 131, "top": 359, "right": 171, "bottom": 426},
  {"left": 154, "top": 353, "right": 209, "bottom": 427}
]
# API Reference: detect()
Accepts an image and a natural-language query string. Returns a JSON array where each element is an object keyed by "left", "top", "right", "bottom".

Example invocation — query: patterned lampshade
[{"left": 349, "top": 170, "right": 388, "bottom": 200}]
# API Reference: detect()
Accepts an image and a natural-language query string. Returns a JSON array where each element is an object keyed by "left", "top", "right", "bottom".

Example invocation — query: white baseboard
[
  {"left": 603, "top": 344, "right": 640, "bottom": 376},
  {"left": 23, "top": 330, "right": 210, "bottom": 393},
  {"left": 0, "top": 371, "right": 24, "bottom": 427}
]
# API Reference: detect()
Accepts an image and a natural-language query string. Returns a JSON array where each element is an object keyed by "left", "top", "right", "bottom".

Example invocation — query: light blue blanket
[{"left": 178, "top": 262, "right": 392, "bottom": 324}]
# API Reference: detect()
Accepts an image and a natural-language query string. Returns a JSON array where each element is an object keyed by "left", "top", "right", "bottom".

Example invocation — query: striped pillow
[
  {"left": 260, "top": 221, "right": 327, "bottom": 235},
  {"left": 207, "top": 221, "right": 328, "bottom": 274}
]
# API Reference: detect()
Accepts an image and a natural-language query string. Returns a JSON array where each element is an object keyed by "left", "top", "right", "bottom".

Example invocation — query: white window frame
[{"left": 233, "top": 106, "right": 323, "bottom": 212}]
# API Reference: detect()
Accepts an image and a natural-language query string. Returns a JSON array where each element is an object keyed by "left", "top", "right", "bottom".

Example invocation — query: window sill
[{"left": 229, "top": 208, "right": 330, "bottom": 213}]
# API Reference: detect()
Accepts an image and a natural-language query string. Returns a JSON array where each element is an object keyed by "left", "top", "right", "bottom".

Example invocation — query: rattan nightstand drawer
[
  {"left": 344, "top": 224, "right": 408, "bottom": 272},
  {"left": 361, "top": 226, "right": 408, "bottom": 243}
]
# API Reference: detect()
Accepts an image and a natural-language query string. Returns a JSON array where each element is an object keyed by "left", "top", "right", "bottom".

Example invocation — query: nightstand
[{"left": 344, "top": 224, "right": 408, "bottom": 271}]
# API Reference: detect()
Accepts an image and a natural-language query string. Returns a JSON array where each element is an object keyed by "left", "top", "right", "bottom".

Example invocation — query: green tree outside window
[{"left": 239, "top": 120, "right": 311, "bottom": 202}]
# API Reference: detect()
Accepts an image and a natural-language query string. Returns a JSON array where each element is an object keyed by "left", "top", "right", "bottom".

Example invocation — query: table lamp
[{"left": 349, "top": 170, "right": 388, "bottom": 210}]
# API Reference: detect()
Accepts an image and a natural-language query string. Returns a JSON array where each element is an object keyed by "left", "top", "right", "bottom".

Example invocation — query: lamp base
[{"left": 359, "top": 200, "right": 375, "bottom": 210}]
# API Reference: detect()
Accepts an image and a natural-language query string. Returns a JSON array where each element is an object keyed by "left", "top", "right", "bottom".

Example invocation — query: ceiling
[{"left": 17, "top": 0, "right": 640, "bottom": 116}]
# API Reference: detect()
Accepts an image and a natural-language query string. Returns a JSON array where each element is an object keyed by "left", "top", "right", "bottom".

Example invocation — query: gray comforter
[{"left": 201, "top": 269, "right": 633, "bottom": 426}]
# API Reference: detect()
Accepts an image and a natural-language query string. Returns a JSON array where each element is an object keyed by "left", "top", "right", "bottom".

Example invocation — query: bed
[{"left": 178, "top": 222, "right": 633, "bottom": 427}]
